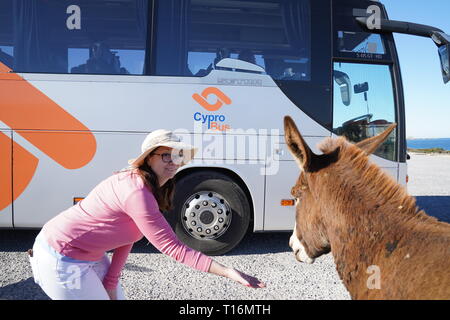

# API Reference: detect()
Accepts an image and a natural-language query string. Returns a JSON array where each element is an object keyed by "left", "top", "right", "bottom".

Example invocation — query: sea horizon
[{"left": 406, "top": 138, "right": 450, "bottom": 151}]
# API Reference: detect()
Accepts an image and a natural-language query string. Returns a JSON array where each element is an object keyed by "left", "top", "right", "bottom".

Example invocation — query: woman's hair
[{"left": 135, "top": 158, "right": 175, "bottom": 212}]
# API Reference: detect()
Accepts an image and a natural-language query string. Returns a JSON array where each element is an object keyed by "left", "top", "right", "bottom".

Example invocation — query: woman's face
[{"left": 146, "top": 147, "right": 181, "bottom": 185}]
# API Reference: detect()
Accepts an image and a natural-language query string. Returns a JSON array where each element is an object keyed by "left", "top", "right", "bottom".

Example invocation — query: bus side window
[
  {"left": 0, "top": 1, "right": 14, "bottom": 69},
  {"left": 6, "top": 0, "right": 148, "bottom": 75},
  {"left": 155, "top": 0, "right": 311, "bottom": 81},
  {"left": 0, "top": 47, "right": 14, "bottom": 69},
  {"left": 71, "top": 42, "right": 130, "bottom": 75}
]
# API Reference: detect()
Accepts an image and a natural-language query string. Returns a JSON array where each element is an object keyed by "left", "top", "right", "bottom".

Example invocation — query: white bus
[{"left": 1, "top": 0, "right": 448, "bottom": 255}]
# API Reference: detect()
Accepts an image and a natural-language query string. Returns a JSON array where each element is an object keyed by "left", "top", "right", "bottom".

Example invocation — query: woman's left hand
[
  {"left": 225, "top": 267, "right": 266, "bottom": 288},
  {"left": 208, "top": 260, "right": 266, "bottom": 288}
]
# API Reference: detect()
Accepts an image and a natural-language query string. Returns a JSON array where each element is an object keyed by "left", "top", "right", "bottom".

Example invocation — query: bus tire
[{"left": 167, "top": 171, "right": 251, "bottom": 256}]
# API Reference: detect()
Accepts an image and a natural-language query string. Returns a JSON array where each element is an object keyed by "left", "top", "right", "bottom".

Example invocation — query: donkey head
[{"left": 283, "top": 116, "right": 396, "bottom": 264}]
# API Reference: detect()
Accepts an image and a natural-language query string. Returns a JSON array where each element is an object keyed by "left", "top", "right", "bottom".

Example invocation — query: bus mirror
[
  {"left": 354, "top": 82, "right": 369, "bottom": 94},
  {"left": 438, "top": 44, "right": 450, "bottom": 84},
  {"left": 334, "top": 70, "right": 352, "bottom": 106}
]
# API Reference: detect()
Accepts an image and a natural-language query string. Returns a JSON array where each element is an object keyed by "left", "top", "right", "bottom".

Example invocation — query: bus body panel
[
  {"left": 398, "top": 162, "right": 408, "bottom": 187},
  {"left": 11, "top": 130, "right": 145, "bottom": 228},
  {"left": 19, "top": 71, "right": 329, "bottom": 136},
  {"left": 0, "top": 129, "right": 13, "bottom": 227},
  {"left": 8, "top": 70, "right": 330, "bottom": 230},
  {"left": 264, "top": 137, "right": 326, "bottom": 231}
]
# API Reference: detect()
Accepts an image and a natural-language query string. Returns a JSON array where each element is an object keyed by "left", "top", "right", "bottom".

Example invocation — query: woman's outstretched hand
[
  {"left": 209, "top": 260, "right": 266, "bottom": 288},
  {"left": 226, "top": 267, "right": 266, "bottom": 288}
]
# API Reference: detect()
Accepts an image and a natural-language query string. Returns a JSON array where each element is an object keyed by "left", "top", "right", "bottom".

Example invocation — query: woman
[{"left": 28, "top": 129, "right": 265, "bottom": 300}]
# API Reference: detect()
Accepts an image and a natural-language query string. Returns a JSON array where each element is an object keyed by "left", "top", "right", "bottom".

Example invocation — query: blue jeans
[{"left": 29, "top": 231, "right": 126, "bottom": 300}]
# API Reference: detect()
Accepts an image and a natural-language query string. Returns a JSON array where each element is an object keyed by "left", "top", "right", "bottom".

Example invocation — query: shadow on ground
[{"left": 0, "top": 278, "right": 50, "bottom": 300}]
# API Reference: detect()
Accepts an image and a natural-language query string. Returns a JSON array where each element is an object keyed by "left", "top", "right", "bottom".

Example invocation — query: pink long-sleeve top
[{"left": 42, "top": 169, "right": 212, "bottom": 290}]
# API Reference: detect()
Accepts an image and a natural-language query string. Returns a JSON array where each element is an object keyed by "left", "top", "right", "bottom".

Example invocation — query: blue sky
[{"left": 382, "top": 0, "right": 450, "bottom": 138}]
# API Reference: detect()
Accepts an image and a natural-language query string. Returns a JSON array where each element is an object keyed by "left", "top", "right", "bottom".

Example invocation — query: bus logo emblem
[{"left": 192, "top": 87, "right": 232, "bottom": 111}]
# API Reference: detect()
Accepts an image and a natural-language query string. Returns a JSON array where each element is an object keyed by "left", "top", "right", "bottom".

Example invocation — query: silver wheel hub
[{"left": 181, "top": 191, "right": 232, "bottom": 240}]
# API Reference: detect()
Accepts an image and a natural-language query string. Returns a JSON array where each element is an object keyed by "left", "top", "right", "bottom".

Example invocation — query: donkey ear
[
  {"left": 284, "top": 116, "right": 314, "bottom": 170},
  {"left": 355, "top": 123, "right": 397, "bottom": 155}
]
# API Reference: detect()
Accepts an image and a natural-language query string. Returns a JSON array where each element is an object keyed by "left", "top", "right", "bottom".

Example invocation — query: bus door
[
  {"left": 262, "top": 0, "right": 332, "bottom": 231},
  {"left": 332, "top": 0, "right": 400, "bottom": 181}
]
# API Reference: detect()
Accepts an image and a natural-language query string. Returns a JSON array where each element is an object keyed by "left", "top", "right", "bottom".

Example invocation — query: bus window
[
  {"left": 332, "top": 0, "right": 392, "bottom": 62},
  {"left": 155, "top": 0, "right": 311, "bottom": 81},
  {"left": 0, "top": 46, "right": 13, "bottom": 69},
  {"left": 333, "top": 62, "right": 397, "bottom": 161},
  {"left": 0, "top": 1, "right": 14, "bottom": 69},
  {"left": 337, "top": 31, "right": 386, "bottom": 56},
  {"left": 4, "top": 0, "right": 149, "bottom": 75}
]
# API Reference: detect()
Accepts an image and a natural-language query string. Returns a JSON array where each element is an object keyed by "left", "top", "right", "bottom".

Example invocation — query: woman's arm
[
  {"left": 125, "top": 189, "right": 265, "bottom": 289},
  {"left": 103, "top": 243, "right": 134, "bottom": 290}
]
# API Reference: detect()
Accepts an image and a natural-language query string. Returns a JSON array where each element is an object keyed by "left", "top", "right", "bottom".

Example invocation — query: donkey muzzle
[{"left": 289, "top": 234, "right": 315, "bottom": 264}]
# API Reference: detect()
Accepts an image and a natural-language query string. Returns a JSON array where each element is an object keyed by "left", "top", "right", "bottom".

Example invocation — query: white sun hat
[{"left": 128, "top": 129, "right": 198, "bottom": 167}]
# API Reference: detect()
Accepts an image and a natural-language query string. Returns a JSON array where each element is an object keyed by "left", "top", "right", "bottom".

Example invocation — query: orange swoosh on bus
[
  {"left": 192, "top": 87, "right": 232, "bottom": 112},
  {"left": 0, "top": 131, "right": 39, "bottom": 211},
  {"left": 0, "top": 62, "right": 96, "bottom": 169},
  {"left": 0, "top": 132, "right": 13, "bottom": 211},
  {"left": 0, "top": 62, "right": 96, "bottom": 211}
]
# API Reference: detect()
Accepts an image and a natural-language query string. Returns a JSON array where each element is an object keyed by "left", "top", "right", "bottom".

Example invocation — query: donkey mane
[{"left": 317, "top": 136, "right": 435, "bottom": 225}]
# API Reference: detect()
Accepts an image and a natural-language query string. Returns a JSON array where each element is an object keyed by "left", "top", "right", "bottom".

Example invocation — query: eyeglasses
[{"left": 151, "top": 151, "right": 184, "bottom": 164}]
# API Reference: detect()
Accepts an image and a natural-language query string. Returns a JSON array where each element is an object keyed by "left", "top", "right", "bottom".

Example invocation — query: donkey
[{"left": 283, "top": 115, "right": 450, "bottom": 299}]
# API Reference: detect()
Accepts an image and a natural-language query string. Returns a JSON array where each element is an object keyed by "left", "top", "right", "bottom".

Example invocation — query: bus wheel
[{"left": 168, "top": 171, "right": 251, "bottom": 256}]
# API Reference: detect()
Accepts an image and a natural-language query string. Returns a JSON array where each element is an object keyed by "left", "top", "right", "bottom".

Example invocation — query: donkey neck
[
  {"left": 326, "top": 188, "right": 410, "bottom": 297},
  {"left": 322, "top": 151, "right": 425, "bottom": 294},
  {"left": 328, "top": 146, "right": 423, "bottom": 230},
  {"left": 326, "top": 182, "right": 417, "bottom": 252}
]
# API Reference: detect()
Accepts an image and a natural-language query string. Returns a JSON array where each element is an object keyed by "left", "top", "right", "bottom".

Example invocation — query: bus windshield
[{"left": 333, "top": 62, "right": 397, "bottom": 161}]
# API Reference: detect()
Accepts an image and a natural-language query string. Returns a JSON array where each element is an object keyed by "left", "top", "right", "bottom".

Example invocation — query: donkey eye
[
  {"left": 291, "top": 186, "right": 303, "bottom": 201},
  {"left": 291, "top": 186, "right": 299, "bottom": 198}
]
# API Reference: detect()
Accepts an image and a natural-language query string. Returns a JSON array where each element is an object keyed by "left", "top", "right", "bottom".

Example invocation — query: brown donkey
[{"left": 284, "top": 116, "right": 450, "bottom": 299}]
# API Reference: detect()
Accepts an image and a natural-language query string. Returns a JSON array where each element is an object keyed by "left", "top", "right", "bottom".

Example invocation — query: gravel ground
[{"left": 0, "top": 153, "right": 449, "bottom": 300}]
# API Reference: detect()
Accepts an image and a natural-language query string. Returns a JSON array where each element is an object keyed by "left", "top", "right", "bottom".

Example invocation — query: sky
[{"left": 381, "top": 0, "right": 450, "bottom": 138}]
